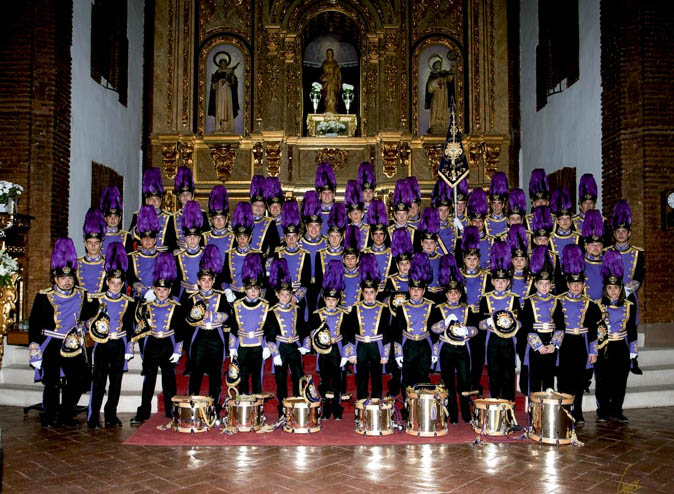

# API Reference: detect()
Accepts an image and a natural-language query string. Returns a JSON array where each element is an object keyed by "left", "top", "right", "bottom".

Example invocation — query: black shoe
[
  {"left": 614, "top": 414, "right": 629, "bottom": 423},
  {"left": 449, "top": 418, "right": 459, "bottom": 425},
  {"left": 87, "top": 421, "right": 101, "bottom": 430},
  {"left": 630, "top": 358, "right": 643, "bottom": 375},
  {"left": 105, "top": 417, "right": 123, "bottom": 428},
  {"left": 60, "top": 416, "right": 80, "bottom": 427},
  {"left": 130, "top": 415, "right": 145, "bottom": 426},
  {"left": 575, "top": 416, "right": 585, "bottom": 426},
  {"left": 321, "top": 408, "right": 332, "bottom": 420},
  {"left": 596, "top": 415, "right": 609, "bottom": 423},
  {"left": 40, "top": 415, "right": 59, "bottom": 428}
]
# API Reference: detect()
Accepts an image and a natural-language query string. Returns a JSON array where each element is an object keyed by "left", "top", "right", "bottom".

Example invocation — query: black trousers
[
  {"left": 41, "top": 339, "right": 88, "bottom": 421},
  {"left": 238, "top": 346, "right": 263, "bottom": 395},
  {"left": 386, "top": 346, "right": 402, "bottom": 398},
  {"left": 137, "top": 337, "right": 176, "bottom": 420},
  {"left": 402, "top": 339, "right": 431, "bottom": 400},
  {"left": 274, "top": 343, "right": 304, "bottom": 404},
  {"left": 318, "top": 345, "right": 343, "bottom": 417},
  {"left": 594, "top": 340, "right": 630, "bottom": 418},
  {"left": 469, "top": 330, "right": 486, "bottom": 393},
  {"left": 439, "top": 343, "right": 472, "bottom": 422},
  {"left": 558, "top": 334, "right": 588, "bottom": 418},
  {"left": 88, "top": 339, "right": 125, "bottom": 423},
  {"left": 486, "top": 335, "right": 516, "bottom": 401},
  {"left": 188, "top": 331, "right": 224, "bottom": 403},
  {"left": 527, "top": 333, "right": 557, "bottom": 393},
  {"left": 356, "top": 342, "right": 382, "bottom": 400}
]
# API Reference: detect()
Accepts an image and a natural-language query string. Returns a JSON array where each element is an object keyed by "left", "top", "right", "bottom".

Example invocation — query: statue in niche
[
  {"left": 320, "top": 48, "right": 342, "bottom": 114},
  {"left": 425, "top": 53, "right": 455, "bottom": 133},
  {"left": 208, "top": 51, "right": 240, "bottom": 133}
]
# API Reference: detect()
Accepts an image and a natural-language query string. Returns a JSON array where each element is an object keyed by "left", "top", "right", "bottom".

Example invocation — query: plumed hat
[
  {"left": 409, "top": 252, "right": 433, "bottom": 288},
  {"left": 264, "top": 177, "right": 283, "bottom": 205},
  {"left": 612, "top": 200, "right": 632, "bottom": 231},
  {"left": 551, "top": 188, "right": 574, "bottom": 218},
  {"left": 268, "top": 257, "right": 292, "bottom": 292},
  {"left": 232, "top": 202, "right": 254, "bottom": 236},
  {"left": 174, "top": 166, "right": 194, "bottom": 193},
  {"left": 489, "top": 240, "right": 512, "bottom": 280},
  {"left": 439, "top": 253, "right": 464, "bottom": 292},
  {"left": 104, "top": 241, "right": 128, "bottom": 280},
  {"left": 601, "top": 249, "right": 624, "bottom": 286},
  {"left": 153, "top": 252, "right": 177, "bottom": 288},
  {"left": 99, "top": 185, "right": 123, "bottom": 217},
  {"left": 344, "top": 179, "right": 364, "bottom": 212},
  {"left": 561, "top": 244, "right": 585, "bottom": 282},
  {"left": 531, "top": 206, "right": 554, "bottom": 237},
  {"left": 182, "top": 200, "right": 204, "bottom": 236},
  {"left": 344, "top": 224, "right": 361, "bottom": 257},
  {"left": 529, "top": 168, "right": 550, "bottom": 202},
  {"left": 451, "top": 178, "right": 469, "bottom": 203},
  {"left": 281, "top": 199, "right": 301, "bottom": 234},
  {"left": 322, "top": 259, "right": 346, "bottom": 299},
  {"left": 467, "top": 188, "right": 488, "bottom": 219},
  {"left": 198, "top": 244, "right": 222, "bottom": 278},
  {"left": 242, "top": 252, "right": 265, "bottom": 288},
  {"left": 250, "top": 175, "right": 266, "bottom": 203},
  {"left": 581, "top": 209, "right": 604, "bottom": 243},
  {"left": 529, "top": 246, "right": 554, "bottom": 282},
  {"left": 506, "top": 224, "right": 529, "bottom": 259},
  {"left": 508, "top": 188, "right": 527, "bottom": 217},
  {"left": 302, "top": 190, "right": 323, "bottom": 224},
  {"left": 578, "top": 173, "right": 598, "bottom": 203},
  {"left": 208, "top": 185, "right": 229, "bottom": 217},
  {"left": 366, "top": 199, "right": 388, "bottom": 233},
  {"left": 489, "top": 172, "right": 509, "bottom": 202},
  {"left": 358, "top": 162, "right": 376, "bottom": 191},
  {"left": 407, "top": 176, "right": 422, "bottom": 204},
  {"left": 142, "top": 167, "right": 164, "bottom": 198},
  {"left": 391, "top": 228, "right": 413, "bottom": 262},
  {"left": 136, "top": 205, "right": 160, "bottom": 238},
  {"left": 83, "top": 208, "right": 105, "bottom": 240},
  {"left": 359, "top": 252, "right": 381, "bottom": 289},
  {"left": 51, "top": 238, "right": 78, "bottom": 277},
  {"left": 392, "top": 178, "right": 413, "bottom": 211},
  {"left": 461, "top": 225, "right": 481, "bottom": 258},
  {"left": 418, "top": 207, "right": 440, "bottom": 241},
  {"left": 431, "top": 178, "right": 452, "bottom": 209},
  {"left": 327, "top": 202, "right": 347, "bottom": 234},
  {"left": 315, "top": 162, "right": 337, "bottom": 192}
]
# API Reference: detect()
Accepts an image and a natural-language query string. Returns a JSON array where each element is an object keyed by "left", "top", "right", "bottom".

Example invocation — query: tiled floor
[{"left": 1, "top": 405, "right": 673, "bottom": 493}]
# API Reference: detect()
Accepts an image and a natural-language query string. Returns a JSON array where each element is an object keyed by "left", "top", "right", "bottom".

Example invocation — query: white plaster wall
[
  {"left": 520, "top": 0, "right": 602, "bottom": 208},
  {"left": 69, "top": 0, "right": 144, "bottom": 253}
]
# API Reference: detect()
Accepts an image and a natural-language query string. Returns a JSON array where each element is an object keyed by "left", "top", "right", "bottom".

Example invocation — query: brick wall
[{"left": 601, "top": 0, "right": 674, "bottom": 325}]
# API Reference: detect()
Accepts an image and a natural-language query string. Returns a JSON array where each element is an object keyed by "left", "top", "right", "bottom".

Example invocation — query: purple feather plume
[
  {"left": 489, "top": 172, "right": 509, "bottom": 201},
  {"left": 561, "top": 244, "right": 585, "bottom": 279},
  {"left": 578, "top": 174, "right": 598, "bottom": 202},
  {"left": 581, "top": 209, "right": 604, "bottom": 241},
  {"left": 365, "top": 199, "right": 388, "bottom": 231},
  {"left": 136, "top": 205, "right": 160, "bottom": 235},
  {"left": 358, "top": 162, "right": 376, "bottom": 190},
  {"left": 407, "top": 177, "right": 421, "bottom": 203},
  {"left": 392, "top": 178, "right": 413, "bottom": 210},
  {"left": 232, "top": 202, "right": 254, "bottom": 233},
  {"left": 601, "top": 250, "right": 624, "bottom": 284},
  {"left": 431, "top": 179, "right": 451, "bottom": 208},
  {"left": 142, "top": 167, "right": 164, "bottom": 196},
  {"left": 264, "top": 177, "right": 283, "bottom": 204},
  {"left": 418, "top": 207, "right": 440, "bottom": 238},
  {"left": 451, "top": 178, "right": 469, "bottom": 202},
  {"left": 281, "top": 199, "right": 301, "bottom": 233},
  {"left": 302, "top": 190, "right": 322, "bottom": 223},
  {"left": 250, "top": 175, "right": 266, "bottom": 202},
  {"left": 531, "top": 206, "right": 553, "bottom": 236},
  {"left": 268, "top": 258, "right": 292, "bottom": 291},
  {"left": 83, "top": 208, "right": 105, "bottom": 239},
  {"left": 344, "top": 180, "right": 364, "bottom": 211},
  {"left": 104, "top": 241, "right": 128, "bottom": 275},
  {"left": 528, "top": 168, "right": 550, "bottom": 201},
  {"left": 467, "top": 188, "right": 488, "bottom": 219},
  {"left": 153, "top": 252, "right": 177, "bottom": 285},
  {"left": 409, "top": 252, "right": 433, "bottom": 287},
  {"left": 51, "top": 238, "right": 78, "bottom": 273},
  {"left": 391, "top": 228, "right": 413, "bottom": 260},
  {"left": 461, "top": 226, "right": 480, "bottom": 254},
  {"left": 315, "top": 162, "right": 337, "bottom": 191},
  {"left": 242, "top": 252, "right": 265, "bottom": 287},
  {"left": 506, "top": 224, "right": 529, "bottom": 257},
  {"left": 489, "top": 240, "right": 512, "bottom": 275},
  {"left": 99, "top": 185, "right": 123, "bottom": 216},
  {"left": 327, "top": 202, "right": 347, "bottom": 233},
  {"left": 612, "top": 200, "right": 632, "bottom": 230},
  {"left": 529, "top": 246, "right": 553, "bottom": 276},
  {"left": 199, "top": 244, "right": 223, "bottom": 276},
  {"left": 438, "top": 253, "right": 464, "bottom": 287},
  {"left": 323, "top": 260, "right": 346, "bottom": 294},
  {"left": 182, "top": 200, "right": 204, "bottom": 232},
  {"left": 344, "top": 224, "right": 361, "bottom": 254},
  {"left": 174, "top": 166, "right": 194, "bottom": 192},
  {"left": 208, "top": 185, "right": 229, "bottom": 216},
  {"left": 359, "top": 252, "right": 381, "bottom": 287},
  {"left": 508, "top": 188, "right": 526, "bottom": 216},
  {"left": 551, "top": 187, "right": 573, "bottom": 217}
]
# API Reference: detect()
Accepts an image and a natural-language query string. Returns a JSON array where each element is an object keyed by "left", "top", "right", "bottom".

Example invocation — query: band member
[
  {"left": 478, "top": 241, "right": 523, "bottom": 401},
  {"left": 417, "top": 207, "right": 444, "bottom": 303},
  {"left": 467, "top": 188, "right": 493, "bottom": 269},
  {"left": 175, "top": 200, "right": 205, "bottom": 297},
  {"left": 315, "top": 162, "right": 337, "bottom": 236},
  {"left": 130, "top": 253, "right": 185, "bottom": 425},
  {"left": 228, "top": 253, "right": 271, "bottom": 395},
  {"left": 264, "top": 177, "right": 285, "bottom": 242},
  {"left": 451, "top": 178, "right": 470, "bottom": 231},
  {"left": 550, "top": 187, "right": 579, "bottom": 258},
  {"left": 129, "top": 167, "right": 175, "bottom": 251},
  {"left": 594, "top": 250, "right": 638, "bottom": 423},
  {"left": 365, "top": 199, "right": 393, "bottom": 287},
  {"left": 310, "top": 260, "right": 348, "bottom": 419},
  {"left": 432, "top": 178, "right": 457, "bottom": 254},
  {"left": 99, "top": 185, "right": 132, "bottom": 253},
  {"left": 485, "top": 172, "right": 509, "bottom": 240},
  {"left": 432, "top": 254, "right": 478, "bottom": 423},
  {"left": 127, "top": 205, "right": 161, "bottom": 302},
  {"left": 203, "top": 185, "right": 234, "bottom": 261},
  {"left": 388, "top": 178, "right": 417, "bottom": 245},
  {"left": 342, "top": 225, "right": 362, "bottom": 308},
  {"left": 222, "top": 202, "right": 258, "bottom": 303},
  {"left": 530, "top": 205, "right": 564, "bottom": 293},
  {"left": 77, "top": 208, "right": 107, "bottom": 294},
  {"left": 249, "top": 175, "right": 280, "bottom": 257},
  {"left": 28, "top": 238, "right": 99, "bottom": 427},
  {"left": 573, "top": 173, "right": 599, "bottom": 233},
  {"left": 506, "top": 225, "right": 533, "bottom": 306},
  {"left": 557, "top": 244, "right": 601, "bottom": 425},
  {"left": 507, "top": 188, "right": 528, "bottom": 231},
  {"left": 345, "top": 179, "right": 369, "bottom": 249},
  {"left": 344, "top": 253, "right": 392, "bottom": 400},
  {"left": 581, "top": 209, "right": 605, "bottom": 302},
  {"left": 182, "top": 245, "right": 229, "bottom": 405},
  {"left": 86, "top": 242, "right": 134, "bottom": 429},
  {"left": 173, "top": 166, "right": 209, "bottom": 250},
  {"left": 265, "top": 258, "right": 310, "bottom": 416},
  {"left": 299, "top": 191, "right": 327, "bottom": 313},
  {"left": 315, "top": 202, "right": 347, "bottom": 292},
  {"left": 526, "top": 168, "right": 550, "bottom": 230},
  {"left": 358, "top": 161, "right": 376, "bottom": 216},
  {"left": 407, "top": 176, "right": 423, "bottom": 228},
  {"left": 520, "top": 246, "right": 564, "bottom": 394}
]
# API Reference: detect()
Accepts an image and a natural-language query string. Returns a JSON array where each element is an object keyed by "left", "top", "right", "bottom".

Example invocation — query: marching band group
[{"left": 27, "top": 162, "right": 643, "bottom": 430}]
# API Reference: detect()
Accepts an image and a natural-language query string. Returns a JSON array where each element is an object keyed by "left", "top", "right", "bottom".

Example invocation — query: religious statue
[
  {"left": 320, "top": 48, "right": 342, "bottom": 114},
  {"left": 208, "top": 51, "right": 240, "bottom": 133},
  {"left": 424, "top": 54, "right": 455, "bottom": 134}
]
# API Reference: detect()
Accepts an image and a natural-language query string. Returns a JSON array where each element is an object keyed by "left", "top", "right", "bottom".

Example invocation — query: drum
[
  {"left": 354, "top": 398, "right": 395, "bottom": 436},
  {"left": 282, "top": 397, "right": 321, "bottom": 434},
  {"left": 528, "top": 391, "right": 575, "bottom": 445},
  {"left": 224, "top": 394, "right": 265, "bottom": 432},
  {"left": 405, "top": 385, "right": 449, "bottom": 437},
  {"left": 171, "top": 395, "right": 216, "bottom": 433},
  {"left": 472, "top": 398, "right": 516, "bottom": 436}
]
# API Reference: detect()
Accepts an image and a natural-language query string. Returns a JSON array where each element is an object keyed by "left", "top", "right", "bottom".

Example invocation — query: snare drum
[
  {"left": 355, "top": 398, "right": 395, "bottom": 436},
  {"left": 224, "top": 394, "right": 265, "bottom": 432},
  {"left": 405, "top": 386, "right": 449, "bottom": 437},
  {"left": 282, "top": 397, "right": 321, "bottom": 433},
  {"left": 528, "top": 391, "right": 575, "bottom": 445},
  {"left": 171, "top": 395, "right": 216, "bottom": 433},
  {"left": 472, "top": 398, "right": 516, "bottom": 436}
]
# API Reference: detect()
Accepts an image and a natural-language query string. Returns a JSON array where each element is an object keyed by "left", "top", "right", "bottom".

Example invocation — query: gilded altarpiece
[{"left": 150, "top": 0, "right": 513, "bottom": 207}]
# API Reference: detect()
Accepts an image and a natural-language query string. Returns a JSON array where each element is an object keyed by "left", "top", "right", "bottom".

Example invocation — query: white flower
[
  {"left": 311, "top": 82, "right": 322, "bottom": 92},
  {"left": 342, "top": 83, "right": 354, "bottom": 92}
]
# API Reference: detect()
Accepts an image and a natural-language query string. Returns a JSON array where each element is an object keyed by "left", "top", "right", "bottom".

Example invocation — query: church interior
[{"left": 1, "top": 0, "right": 674, "bottom": 492}]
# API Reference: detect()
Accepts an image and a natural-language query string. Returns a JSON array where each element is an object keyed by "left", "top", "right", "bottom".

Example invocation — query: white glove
[
  {"left": 515, "top": 354, "right": 521, "bottom": 374},
  {"left": 124, "top": 353, "right": 133, "bottom": 361},
  {"left": 487, "top": 317, "right": 495, "bottom": 329},
  {"left": 340, "top": 357, "right": 348, "bottom": 368},
  {"left": 455, "top": 325, "right": 468, "bottom": 337},
  {"left": 299, "top": 347, "right": 309, "bottom": 355},
  {"left": 273, "top": 355, "right": 283, "bottom": 366},
  {"left": 169, "top": 353, "right": 181, "bottom": 364},
  {"left": 453, "top": 217, "right": 464, "bottom": 232},
  {"left": 625, "top": 285, "right": 633, "bottom": 297},
  {"left": 431, "top": 356, "right": 438, "bottom": 365},
  {"left": 229, "top": 348, "right": 238, "bottom": 359},
  {"left": 262, "top": 347, "right": 271, "bottom": 360},
  {"left": 395, "top": 356, "right": 403, "bottom": 368},
  {"left": 144, "top": 290, "right": 157, "bottom": 303},
  {"left": 630, "top": 353, "right": 638, "bottom": 359},
  {"left": 224, "top": 288, "right": 236, "bottom": 303},
  {"left": 444, "top": 314, "right": 458, "bottom": 328},
  {"left": 31, "top": 360, "right": 42, "bottom": 370}
]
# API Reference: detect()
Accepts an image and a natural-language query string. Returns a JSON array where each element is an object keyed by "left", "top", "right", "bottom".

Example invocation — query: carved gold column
[
  {"left": 161, "top": 144, "right": 179, "bottom": 180},
  {"left": 424, "top": 144, "right": 445, "bottom": 179},
  {"left": 382, "top": 143, "right": 399, "bottom": 178},
  {"left": 0, "top": 273, "right": 19, "bottom": 369},
  {"left": 208, "top": 143, "right": 237, "bottom": 182},
  {"left": 265, "top": 142, "right": 283, "bottom": 177}
]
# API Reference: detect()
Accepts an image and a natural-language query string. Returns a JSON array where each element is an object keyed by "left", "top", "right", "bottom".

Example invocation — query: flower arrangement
[
  {"left": 316, "top": 120, "right": 346, "bottom": 135},
  {"left": 0, "top": 181, "right": 23, "bottom": 206},
  {"left": 0, "top": 247, "right": 19, "bottom": 287},
  {"left": 342, "top": 83, "right": 354, "bottom": 94},
  {"left": 311, "top": 82, "right": 322, "bottom": 95}
]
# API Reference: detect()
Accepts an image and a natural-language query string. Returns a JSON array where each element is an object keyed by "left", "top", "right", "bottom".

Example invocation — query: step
[
  {"left": 582, "top": 384, "right": 674, "bottom": 411},
  {"left": 634, "top": 347, "right": 674, "bottom": 366}
]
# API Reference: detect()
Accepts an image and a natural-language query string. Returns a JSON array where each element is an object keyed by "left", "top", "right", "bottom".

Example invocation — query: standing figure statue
[
  {"left": 425, "top": 54, "right": 455, "bottom": 134},
  {"left": 208, "top": 51, "right": 240, "bottom": 133},
  {"left": 320, "top": 48, "right": 342, "bottom": 114}
]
